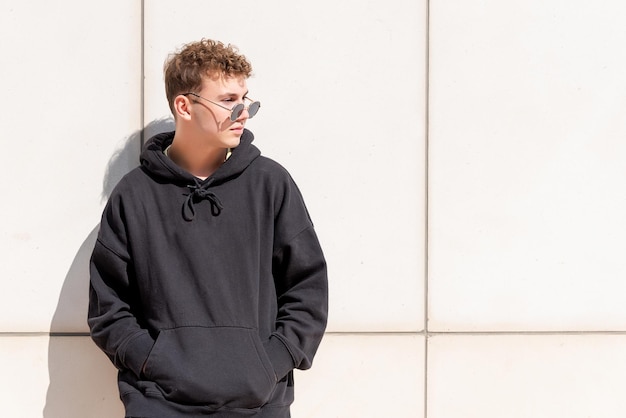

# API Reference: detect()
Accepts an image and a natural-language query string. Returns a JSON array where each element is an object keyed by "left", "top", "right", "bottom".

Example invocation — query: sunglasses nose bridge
[{"left": 230, "top": 101, "right": 260, "bottom": 122}]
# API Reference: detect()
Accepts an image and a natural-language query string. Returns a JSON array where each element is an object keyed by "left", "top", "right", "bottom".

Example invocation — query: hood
[
  {"left": 140, "top": 128, "right": 260, "bottom": 185},
  {"left": 140, "top": 129, "right": 261, "bottom": 221}
]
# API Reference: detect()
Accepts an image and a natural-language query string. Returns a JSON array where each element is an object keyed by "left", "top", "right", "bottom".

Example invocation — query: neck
[{"left": 168, "top": 133, "right": 228, "bottom": 179}]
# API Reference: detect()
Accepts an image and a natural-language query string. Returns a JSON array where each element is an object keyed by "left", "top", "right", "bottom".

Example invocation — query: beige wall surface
[
  {"left": 429, "top": 0, "right": 626, "bottom": 333},
  {"left": 1, "top": 0, "right": 625, "bottom": 417}
]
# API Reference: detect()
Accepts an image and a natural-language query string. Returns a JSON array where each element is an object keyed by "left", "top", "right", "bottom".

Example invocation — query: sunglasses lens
[
  {"left": 230, "top": 104, "right": 245, "bottom": 121},
  {"left": 248, "top": 102, "right": 261, "bottom": 118}
]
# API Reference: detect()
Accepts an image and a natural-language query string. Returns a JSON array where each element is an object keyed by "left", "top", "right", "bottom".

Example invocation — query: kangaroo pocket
[{"left": 143, "top": 326, "right": 276, "bottom": 408}]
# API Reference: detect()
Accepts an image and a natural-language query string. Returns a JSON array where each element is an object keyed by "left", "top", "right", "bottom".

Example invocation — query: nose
[{"left": 234, "top": 106, "right": 250, "bottom": 122}]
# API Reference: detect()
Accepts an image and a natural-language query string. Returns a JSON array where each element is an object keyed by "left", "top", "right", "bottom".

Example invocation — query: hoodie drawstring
[{"left": 182, "top": 179, "right": 223, "bottom": 221}]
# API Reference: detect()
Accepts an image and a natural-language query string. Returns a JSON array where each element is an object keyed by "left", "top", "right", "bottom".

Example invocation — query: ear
[{"left": 173, "top": 95, "right": 192, "bottom": 120}]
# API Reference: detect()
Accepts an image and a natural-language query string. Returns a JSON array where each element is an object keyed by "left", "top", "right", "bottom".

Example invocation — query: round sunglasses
[{"left": 183, "top": 92, "right": 261, "bottom": 122}]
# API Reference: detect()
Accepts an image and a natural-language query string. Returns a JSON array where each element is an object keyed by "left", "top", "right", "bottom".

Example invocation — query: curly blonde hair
[{"left": 163, "top": 39, "right": 253, "bottom": 115}]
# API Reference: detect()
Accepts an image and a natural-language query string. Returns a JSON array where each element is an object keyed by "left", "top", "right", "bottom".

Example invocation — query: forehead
[{"left": 201, "top": 73, "right": 248, "bottom": 95}]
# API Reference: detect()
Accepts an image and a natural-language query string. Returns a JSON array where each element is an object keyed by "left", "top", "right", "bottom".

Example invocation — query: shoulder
[
  {"left": 104, "top": 166, "right": 152, "bottom": 207},
  {"left": 250, "top": 156, "right": 295, "bottom": 184},
  {"left": 247, "top": 156, "right": 305, "bottom": 202},
  {"left": 253, "top": 155, "right": 289, "bottom": 173},
  {"left": 113, "top": 164, "right": 147, "bottom": 187}
]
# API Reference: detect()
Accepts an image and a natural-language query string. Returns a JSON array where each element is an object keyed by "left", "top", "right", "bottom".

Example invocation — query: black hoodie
[{"left": 88, "top": 130, "right": 328, "bottom": 417}]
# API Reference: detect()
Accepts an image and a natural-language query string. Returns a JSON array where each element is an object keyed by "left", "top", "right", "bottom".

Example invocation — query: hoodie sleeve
[
  {"left": 87, "top": 193, "right": 155, "bottom": 378},
  {"left": 267, "top": 176, "right": 329, "bottom": 381}
]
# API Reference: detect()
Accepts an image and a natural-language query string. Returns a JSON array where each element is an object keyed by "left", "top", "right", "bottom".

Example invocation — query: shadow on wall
[{"left": 43, "top": 117, "right": 175, "bottom": 418}]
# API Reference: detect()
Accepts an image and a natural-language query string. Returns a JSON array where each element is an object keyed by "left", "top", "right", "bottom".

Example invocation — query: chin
[{"left": 227, "top": 137, "right": 241, "bottom": 148}]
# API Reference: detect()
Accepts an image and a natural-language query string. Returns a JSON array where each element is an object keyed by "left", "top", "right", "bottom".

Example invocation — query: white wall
[
  {"left": 426, "top": 1, "right": 626, "bottom": 416},
  {"left": 1, "top": 1, "right": 625, "bottom": 417}
]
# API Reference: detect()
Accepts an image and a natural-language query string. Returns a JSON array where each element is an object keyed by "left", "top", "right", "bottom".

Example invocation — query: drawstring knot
[{"left": 182, "top": 180, "right": 223, "bottom": 221}]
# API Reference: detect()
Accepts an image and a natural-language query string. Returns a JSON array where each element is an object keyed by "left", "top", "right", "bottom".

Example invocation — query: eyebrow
[{"left": 220, "top": 91, "right": 249, "bottom": 98}]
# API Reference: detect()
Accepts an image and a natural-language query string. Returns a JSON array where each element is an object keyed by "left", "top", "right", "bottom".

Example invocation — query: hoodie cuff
[
  {"left": 121, "top": 331, "right": 155, "bottom": 378},
  {"left": 264, "top": 335, "right": 295, "bottom": 381}
]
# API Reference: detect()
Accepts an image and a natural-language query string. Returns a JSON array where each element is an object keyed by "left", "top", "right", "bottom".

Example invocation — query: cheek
[{"left": 217, "top": 118, "right": 233, "bottom": 130}]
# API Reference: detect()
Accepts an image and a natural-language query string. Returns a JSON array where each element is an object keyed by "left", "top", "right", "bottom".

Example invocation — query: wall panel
[
  {"left": 429, "top": 0, "right": 626, "bottom": 332},
  {"left": 0, "top": 0, "right": 142, "bottom": 333},
  {"left": 428, "top": 334, "right": 626, "bottom": 417}
]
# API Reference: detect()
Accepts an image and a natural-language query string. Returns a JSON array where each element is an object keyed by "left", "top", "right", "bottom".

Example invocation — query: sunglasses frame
[{"left": 182, "top": 92, "right": 261, "bottom": 122}]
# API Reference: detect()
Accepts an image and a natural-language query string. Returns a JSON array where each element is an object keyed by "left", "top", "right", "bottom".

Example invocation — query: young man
[{"left": 88, "top": 39, "right": 328, "bottom": 417}]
